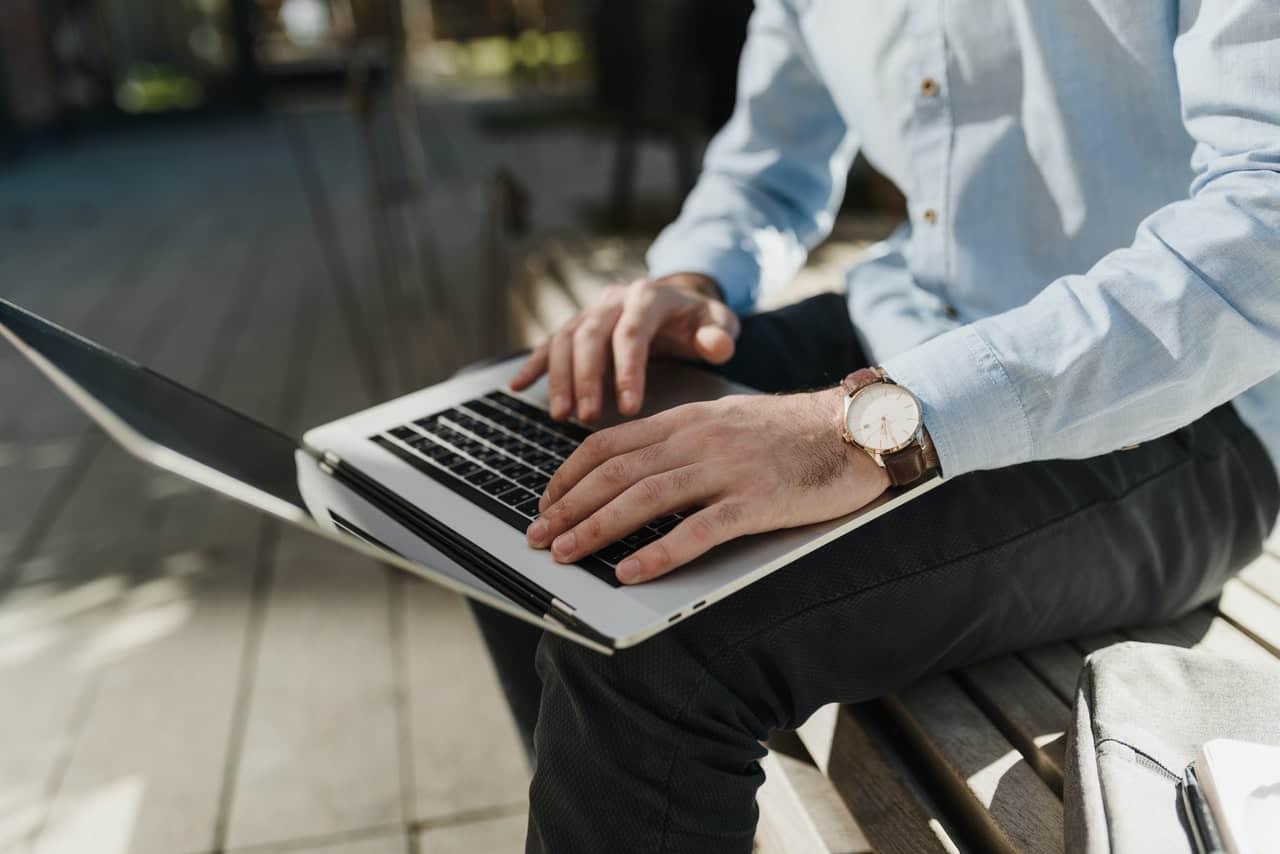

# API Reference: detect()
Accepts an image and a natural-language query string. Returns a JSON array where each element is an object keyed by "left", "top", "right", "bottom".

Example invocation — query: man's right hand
[{"left": 508, "top": 273, "right": 740, "bottom": 422}]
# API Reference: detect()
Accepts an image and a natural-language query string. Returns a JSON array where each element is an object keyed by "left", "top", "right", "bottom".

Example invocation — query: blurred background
[{"left": 0, "top": 2, "right": 904, "bottom": 852}]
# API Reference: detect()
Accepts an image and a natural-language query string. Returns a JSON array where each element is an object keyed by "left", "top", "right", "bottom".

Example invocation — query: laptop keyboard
[{"left": 369, "top": 390, "right": 687, "bottom": 587}]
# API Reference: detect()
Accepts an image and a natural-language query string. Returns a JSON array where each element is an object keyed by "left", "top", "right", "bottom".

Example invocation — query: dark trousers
[{"left": 469, "top": 293, "right": 1280, "bottom": 854}]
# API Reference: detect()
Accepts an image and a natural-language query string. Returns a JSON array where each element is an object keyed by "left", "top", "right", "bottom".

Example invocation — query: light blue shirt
[{"left": 646, "top": 0, "right": 1280, "bottom": 480}]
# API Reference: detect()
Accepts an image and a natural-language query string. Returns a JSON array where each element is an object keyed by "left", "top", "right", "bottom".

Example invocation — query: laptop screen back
[{"left": 0, "top": 300, "right": 306, "bottom": 512}]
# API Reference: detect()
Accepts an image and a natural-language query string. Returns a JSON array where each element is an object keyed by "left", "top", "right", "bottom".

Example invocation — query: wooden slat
[
  {"left": 797, "top": 704, "right": 965, "bottom": 854},
  {"left": 757, "top": 733, "right": 872, "bottom": 854},
  {"left": 1126, "top": 606, "right": 1278, "bottom": 667},
  {"left": 887, "top": 675, "right": 1064, "bottom": 854},
  {"left": 1239, "top": 552, "right": 1280, "bottom": 606},
  {"left": 1018, "top": 643, "right": 1085, "bottom": 705},
  {"left": 956, "top": 656, "right": 1071, "bottom": 796},
  {"left": 1217, "top": 578, "right": 1280, "bottom": 659}
]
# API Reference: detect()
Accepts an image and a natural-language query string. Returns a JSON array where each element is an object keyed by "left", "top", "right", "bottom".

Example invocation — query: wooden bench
[{"left": 510, "top": 224, "right": 1280, "bottom": 854}]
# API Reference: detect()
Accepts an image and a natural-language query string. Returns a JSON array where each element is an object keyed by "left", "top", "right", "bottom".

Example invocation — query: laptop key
[
  {"left": 450, "top": 460, "right": 481, "bottom": 478},
  {"left": 514, "top": 497, "right": 542, "bottom": 518},
  {"left": 623, "top": 528, "right": 660, "bottom": 549},
  {"left": 480, "top": 477, "right": 516, "bottom": 496},
  {"left": 516, "top": 471, "right": 549, "bottom": 492},
  {"left": 496, "top": 459, "right": 532, "bottom": 478},
  {"left": 594, "top": 542, "right": 635, "bottom": 566},
  {"left": 497, "top": 486, "right": 536, "bottom": 506},
  {"left": 466, "top": 469, "right": 502, "bottom": 489},
  {"left": 652, "top": 516, "right": 680, "bottom": 534}
]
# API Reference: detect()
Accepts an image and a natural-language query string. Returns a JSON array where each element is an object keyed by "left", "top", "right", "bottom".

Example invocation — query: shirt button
[
  {"left": 920, "top": 77, "right": 940, "bottom": 97},
  {"left": 922, "top": 208, "right": 938, "bottom": 225},
  {"left": 944, "top": 304, "right": 959, "bottom": 319}
]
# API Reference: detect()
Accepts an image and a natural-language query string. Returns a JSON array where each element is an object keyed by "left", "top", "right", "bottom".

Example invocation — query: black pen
[{"left": 1181, "top": 763, "right": 1226, "bottom": 854}]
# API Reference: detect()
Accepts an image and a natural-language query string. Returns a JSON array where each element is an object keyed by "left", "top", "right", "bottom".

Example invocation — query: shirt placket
[{"left": 905, "top": 0, "right": 956, "bottom": 317}]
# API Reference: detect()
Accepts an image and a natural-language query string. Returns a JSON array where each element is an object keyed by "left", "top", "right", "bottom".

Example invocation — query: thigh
[
  {"left": 615, "top": 402, "right": 1279, "bottom": 733},
  {"left": 716, "top": 292, "right": 867, "bottom": 393}
]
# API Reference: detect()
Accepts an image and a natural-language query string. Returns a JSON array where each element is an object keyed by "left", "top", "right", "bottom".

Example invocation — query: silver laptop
[{"left": 0, "top": 299, "right": 942, "bottom": 653}]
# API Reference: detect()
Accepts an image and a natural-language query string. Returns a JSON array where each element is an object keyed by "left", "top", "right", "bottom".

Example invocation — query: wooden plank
[
  {"left": 1216, "top": 579, "right": 1280, "bottom": 659},
  {"left": 1126, "top": 606, "right": 1278, "bottom": 667},
  {"left": 1238, "top": 551, "right": 1280, "bottom": 608},
  {"left": 887, "top": 675, "right": 1064, "bottom": 854},
  {"left": 955, "top": 656, "right": 1071, "bottom": 797},
  {"left": 1017, "top": 643, "right": 1084, "bottom": 705},
  {"left": 796, "top": 704, "right": 965, "bottom": 854},
  {"left": 757, "top": 735, "right": 872, "bottom": 854}
]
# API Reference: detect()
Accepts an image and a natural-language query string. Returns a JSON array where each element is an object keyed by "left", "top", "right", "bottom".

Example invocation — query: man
[{"left": 484, "top": 2, "right": 1280, "bottom": 851}]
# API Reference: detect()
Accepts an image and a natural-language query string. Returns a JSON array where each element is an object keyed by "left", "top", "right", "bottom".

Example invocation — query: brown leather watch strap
[
  {"left": 881, "top": 432, "right": 938, "bottom": 487},
  {"left": 841, "top": 367, "right": 884, "bottom": 396}
]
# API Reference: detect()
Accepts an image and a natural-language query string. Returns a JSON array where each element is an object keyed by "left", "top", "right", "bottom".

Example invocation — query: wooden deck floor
[{"left": 0, "top": 101, "right": 682, "bottom": 854}]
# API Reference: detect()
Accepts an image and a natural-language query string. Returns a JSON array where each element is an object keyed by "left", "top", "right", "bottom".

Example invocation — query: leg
[
  {"left": 527, "top": 404, "right": 1279, "bottom": 852},
  {"left": 473, "top": 292, "right": 867, "bottom": 756}
]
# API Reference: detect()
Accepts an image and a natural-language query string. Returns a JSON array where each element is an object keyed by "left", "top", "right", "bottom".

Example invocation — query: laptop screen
[{"left": 0, "top": 300, "right": 307, "bottom": 513}]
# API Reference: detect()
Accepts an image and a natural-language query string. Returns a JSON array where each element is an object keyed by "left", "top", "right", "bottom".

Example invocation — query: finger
[
  {"left": 508, "top": 343, "right": 549, "bottom": 390},
  {"left": 572, "top": 306, "right": 620, "bottom": 422},
  {"left": 693, "top": 302, "right": 739, "bottom": 365},
  {"left": 546, "top": 328, "right": 575, "bottom": 420},
  {"left": 544, "top": 465, "right": 713, "bottom": 563},
  {"left": 615, "top": 502, "right": 753, "bottom": 584},
  {"left": 528, "top": 442, "right": 689, "bottom": 547},
  {"left": 540, "top": 409, "right": 683, "bottom": 512},
  {"left": 612, "top": 284, "right": 667, "bottom": 416}
]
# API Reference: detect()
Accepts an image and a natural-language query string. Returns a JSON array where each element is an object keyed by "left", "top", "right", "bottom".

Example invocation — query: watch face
[{"left": 845, "top": 383, "right": 922, "bottom": 452}]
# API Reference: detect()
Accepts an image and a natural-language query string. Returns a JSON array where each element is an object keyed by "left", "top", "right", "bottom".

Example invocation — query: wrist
[{"left": 813, "top": 386, "right": 892, "bottom": 490}]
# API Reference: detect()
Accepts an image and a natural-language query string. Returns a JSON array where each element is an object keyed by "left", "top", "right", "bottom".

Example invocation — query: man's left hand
[{"left": 525, "top": 388, "right": 891, "bottom": 584}]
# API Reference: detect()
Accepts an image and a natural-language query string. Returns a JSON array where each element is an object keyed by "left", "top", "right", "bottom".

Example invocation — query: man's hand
[
  {"left": 525, "top": 389, "right": 891, "bottom": 584},
  {"left": 508, "top": 273, "right": 740, "bottom": 422}
]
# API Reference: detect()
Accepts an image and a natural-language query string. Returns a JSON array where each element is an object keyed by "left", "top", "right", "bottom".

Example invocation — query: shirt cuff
[
  {"left": 879, "top": 324, "right": 1034, "bottom": 478},
  {"left": 645, "top": 242, "right": 760, "bottom": 316}
]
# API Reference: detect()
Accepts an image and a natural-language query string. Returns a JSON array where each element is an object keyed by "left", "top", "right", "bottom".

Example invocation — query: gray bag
[{"left": 1064, "top": 641, "right": 1280, "bottom": 853}]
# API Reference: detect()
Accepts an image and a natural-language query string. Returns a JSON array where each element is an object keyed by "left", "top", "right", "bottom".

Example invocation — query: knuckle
[
  {"left": 689, "top": 513, "right": 718, "bottom": 543},
  {"left": 582, "top": 431, "right": 610, "bottom": 458},
  {"left": 614, "top": 322, "right": 641, "bottom": 342},
  {"left": 549, "top": 497, "right": 574, "bottom": 523},
  {"left": 715, "top": 502, "right": 746, "bottom": 532},
  {"left": 636, "top": 443, "right": 664, "bottom": 466},
  {"left": 599, "top": 457, "right": 630, "bottom": 486},
  {"left": 647, "top": 539, "right": 673, "bottom": 570},
  {"left": 582, "top": 515, "right": 605, "bottom": 544},
  {"left": 638, "top": 475, "right": 665, "bottom": 505}
]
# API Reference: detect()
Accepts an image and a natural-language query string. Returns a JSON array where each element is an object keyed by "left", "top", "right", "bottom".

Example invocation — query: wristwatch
[{"left": 840, "top": 367, "right": 939, "bottom": 486}]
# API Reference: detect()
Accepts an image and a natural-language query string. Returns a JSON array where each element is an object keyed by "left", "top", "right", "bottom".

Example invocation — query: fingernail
[
  {"left": 620, "top": 390, "right": 636, "bottom": 412},
  {"left": 578, "top": 396, "right": 595, "bottom": 418},
  {"left": 551, "top": 394, "right": 569, "bottom": 416},
  {"left": 617, "top": 558, "right": 642, "bottom": 582},
  {"left": 551, "top": 531, "right": 576, "bottom": 558},
  {"left": 527, "top": 519, "right": 548, "bottom": 545}
]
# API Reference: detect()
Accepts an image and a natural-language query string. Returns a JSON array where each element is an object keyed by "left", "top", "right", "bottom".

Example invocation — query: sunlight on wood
[{"left": 31, "top": 776, "right": 144, "bottom": 854}]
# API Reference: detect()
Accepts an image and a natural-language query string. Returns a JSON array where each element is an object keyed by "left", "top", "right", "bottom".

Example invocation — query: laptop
[{"left": 0, "top": 299, "right": 943, "bottom": 653}]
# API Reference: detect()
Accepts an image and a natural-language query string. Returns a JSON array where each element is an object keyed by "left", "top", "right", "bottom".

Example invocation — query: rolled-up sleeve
[
  {"left": 645, "top": 0, "right": 858, "bottom": 315},
  {"left": 884, "top": 0, "right": 1280, "bottom": 478}
]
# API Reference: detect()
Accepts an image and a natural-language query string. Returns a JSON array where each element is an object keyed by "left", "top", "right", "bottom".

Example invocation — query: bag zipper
[{"left": 1096, "top": 737, "right": 1180, "bottom": 782}]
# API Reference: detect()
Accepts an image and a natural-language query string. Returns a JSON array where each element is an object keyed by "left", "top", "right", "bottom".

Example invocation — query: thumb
[
  {"left": 692, "top": 301, "right": 738, "bottom": 364},
  {"left": 693, "top": 325, "right": 735, "bottom": 364}
]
